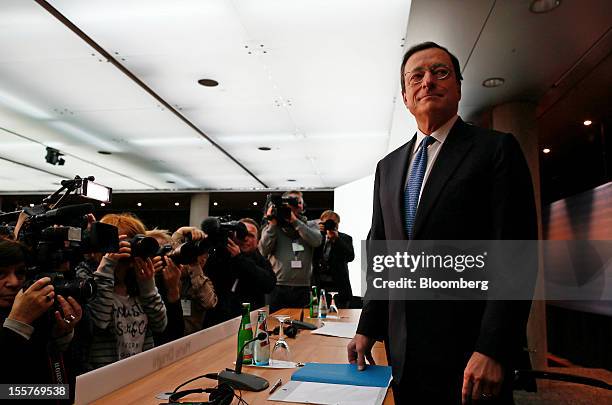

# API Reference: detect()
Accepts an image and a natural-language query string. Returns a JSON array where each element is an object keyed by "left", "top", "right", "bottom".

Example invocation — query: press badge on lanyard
[{"left": 291, "top": 240, "right": 303, "bottom": 268}]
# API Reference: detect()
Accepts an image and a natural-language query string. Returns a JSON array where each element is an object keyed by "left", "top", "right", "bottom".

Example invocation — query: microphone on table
[
  {"left": 289, "top": 304, "right": 318, "bottom": 330},
  {"left": 217, "top": 332, "right": 269, "bottom": 392}
]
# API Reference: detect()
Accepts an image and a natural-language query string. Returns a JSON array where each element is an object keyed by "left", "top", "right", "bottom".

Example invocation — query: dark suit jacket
[
  {"left": 313, "top": 231, "right": 355, "bottom": 306},
  {"left": 204, "top": 251, "right": 276, "bottom": 327},
  {"left": 357, "top": 118, "right": 537, "bottom": 387}
]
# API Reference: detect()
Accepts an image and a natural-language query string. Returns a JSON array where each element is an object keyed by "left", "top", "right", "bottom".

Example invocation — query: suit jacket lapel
[{"left": 413, "top": 118, "right": 475, "bottom": 238}]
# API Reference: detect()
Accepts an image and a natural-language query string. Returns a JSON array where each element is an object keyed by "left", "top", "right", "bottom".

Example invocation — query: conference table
[{"left": 89, "top": 308, "right": 394, "bottom": 404}]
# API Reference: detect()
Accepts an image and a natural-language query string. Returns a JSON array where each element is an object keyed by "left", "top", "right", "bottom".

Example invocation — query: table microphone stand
[{"left": 218, "top": 332, "right": 269, "bottom": 391}]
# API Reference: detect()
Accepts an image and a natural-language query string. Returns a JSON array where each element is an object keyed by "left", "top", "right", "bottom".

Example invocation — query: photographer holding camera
[
  {"left": 259, "top": 191, "right": 322, "bottom": 312},
  {"left": 202, "top": 218, "right": 276, "bottom": 327},
  {"left": 86, "top": 213, "right": 167, "bottom": 370},
  {"left": 313, "top": 210, "right": 355, "bottom": 309},
  {"left": 168, "top": 226, "right": 218, "bottom": 335},
  {"left": 0, "top": 239, "right": 82, "bottom": 391}
]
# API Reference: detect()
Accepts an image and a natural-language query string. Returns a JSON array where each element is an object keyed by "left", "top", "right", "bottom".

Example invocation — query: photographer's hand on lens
[
  {"left": 265, "top": 206, "right": 278, "bottom": 226},
  {"left": 8, "top": 277, "right": 55, "bottom": 325},
  {"left": 175, "top": 226, "right": 205, "bottom": 241},
  {"left": 52, "top": 295, "right": 82, "bottom": 337},
  {"left": 161, "top": 257, "right": 181, "bottom": 303},
  {"left": 152, "top": 255, "right": 165, "bottom": 273},
  {"left": 85, "top": 213, "right": 96, "bottom": 231},
  {"left": 226, "top": 238, "right": 241, "bottom": 257},
  {"left": 289, "top": 210, "right": 299, "bottom": 225},
  {"left": 134, "top": 257, "right": 155, "bottom": 281},
  {"left": 106, "top": 235, "right": 131, "bottom": 261}
]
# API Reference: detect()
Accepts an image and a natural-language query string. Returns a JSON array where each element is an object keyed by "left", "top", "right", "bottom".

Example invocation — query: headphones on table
[{"left": 163, "top": 383, "right": 235, "bottom": 405}]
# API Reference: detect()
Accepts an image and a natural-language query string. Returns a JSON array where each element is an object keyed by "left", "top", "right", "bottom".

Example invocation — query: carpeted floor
[{"left": 514, "top": 367, "right": 611, "bottom": 404}]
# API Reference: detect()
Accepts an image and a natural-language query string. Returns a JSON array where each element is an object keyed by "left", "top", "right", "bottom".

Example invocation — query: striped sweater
[{"left": 86, "top": 256, "right": 167, "bottom": 370}]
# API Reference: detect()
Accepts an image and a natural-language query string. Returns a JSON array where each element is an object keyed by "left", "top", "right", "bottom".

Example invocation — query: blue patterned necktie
[{"left": 404, "top": 135, "right": 435, "bottom": 238}]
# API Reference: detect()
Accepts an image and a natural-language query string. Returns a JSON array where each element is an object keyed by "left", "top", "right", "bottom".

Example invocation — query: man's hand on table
[{"left": 347, "top": 333, "right": 376, "bottom": 371}]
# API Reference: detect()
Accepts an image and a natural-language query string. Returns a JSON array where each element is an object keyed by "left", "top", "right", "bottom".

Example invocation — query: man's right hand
[
  {"left": 8, "top": 277, "right": 55, "bottom": 325},
  {"left": 347, "top": 333, "right": 376, "bottom": 371}
]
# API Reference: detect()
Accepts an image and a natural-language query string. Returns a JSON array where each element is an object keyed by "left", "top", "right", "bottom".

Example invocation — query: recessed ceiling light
[
  {"left": 583, "top": 120, "right": 592, "bottom": 126},
  {"left": 258, "top": 146, "right": 272, "bottom": 151},
  {"left": 252, "top": 202, "right": 258, "bottom": 206},
  {"left": 98, "top": 151, "right": 112, "bottom": 155},
  {"left": 29, "top": 203, "right": 35, "bottom": 207},
  {"left": 287, "top": 179, "right": 296, "bottom": 182},
  {"left": 529, "top": 0, "right": 561, "bottom": 14},
  {"left": 137, "top": 202, "right": 142, "bottom": 207},
  {"left": 543, "top": 148, "right": 551, "bottom": 154},
  {"left": 213, "top": 202, "right": 218, "bottom": 206},
  {"left": 482, "top": 77, "right": 505, "bottom": 88},
  {"left": 198, "top": 79, "right": 219, "bottom": 87},
  {"left": 174, "top": 202, "right": 180, "bottom": 206},
  {"left": 100, "top": 203, "right": 106, "bottom": 207}
]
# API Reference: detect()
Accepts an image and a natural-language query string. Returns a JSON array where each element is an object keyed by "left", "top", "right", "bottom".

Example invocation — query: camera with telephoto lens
[
  {"left": 128, "top": 234, "right": 160, "bottom": 258},
  {"left": 7, "top": 176, "right": 119, "bottom": 305},
  {"left": 265, "top": 194, "right": 300, "bottom": 227},
  {"left": 23, "top": 272, "right": 97, "bottom": 303},
  {"left": 200, "top": 217, "right": 248, "bottom": 259}
]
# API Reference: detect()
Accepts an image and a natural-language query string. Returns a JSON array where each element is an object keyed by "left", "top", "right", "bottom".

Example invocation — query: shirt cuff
[{"left": 3, "top": 317, "right": 34, "bottom": 340}]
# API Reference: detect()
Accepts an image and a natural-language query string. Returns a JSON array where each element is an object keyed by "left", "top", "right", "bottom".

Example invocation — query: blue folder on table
[{"left": 291, "top": 363, "right": 392, "bottom": 388}]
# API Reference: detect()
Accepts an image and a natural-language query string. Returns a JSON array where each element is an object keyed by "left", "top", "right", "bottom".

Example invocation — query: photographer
[
  {"left": 202, "top": 218, "right": 276, "bottom": 327},
  {"left": 313, "top": 210, "right": 355, "bottom": 308},
  {"left": 86, "top": 213, "right": 167, "bottom": 370},
  {"left": 171, "top": 226, "right": 218, "bottom": 334},
  {"left": 0, "top": 239, "right": 82, "bottom": 391},
  {"left": 146, "top": 228, "right": 185, "bottom": 345},
  {"left": 259, "top": 191, "right": 322, "bottom": 312}
]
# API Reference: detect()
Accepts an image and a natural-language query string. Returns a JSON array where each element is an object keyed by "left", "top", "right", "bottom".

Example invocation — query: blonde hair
[
  {"left": 320, "top": 210, "right": 340, "bottom": 223},
  {"left": 146, "top": 228, "right": 172, "bottom": 244},
  {"left": 100, "top": 213, "right": 147, "bottom": 238}
]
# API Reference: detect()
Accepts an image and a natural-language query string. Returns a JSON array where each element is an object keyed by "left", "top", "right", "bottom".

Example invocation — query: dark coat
[
  {"left": 313, "top": 231, "right": 355, "bottom": 307},
  {"left": 357, "top": 118, "right": 537, "bottom": 395},
  {"left": 204, "top": 250, "right": 276, "bottom": 326}
]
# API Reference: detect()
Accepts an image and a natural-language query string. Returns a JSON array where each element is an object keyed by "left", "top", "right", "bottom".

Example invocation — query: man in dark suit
[
  {"left": 347, "top": 42, "right": 537, "bottom": 404},
  {"left": 313, "top": 210, "right": 355, "bottom": 308}
]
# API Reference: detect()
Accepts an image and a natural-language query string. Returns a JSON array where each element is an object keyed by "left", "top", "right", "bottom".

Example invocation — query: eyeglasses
[{"left": 404, "top": 64, "right": 452, "bottom": 86}]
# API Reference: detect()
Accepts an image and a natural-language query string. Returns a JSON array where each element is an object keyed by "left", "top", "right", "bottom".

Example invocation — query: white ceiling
[{"left": 0, "top": 0, "right": 609, "bottom": 193}]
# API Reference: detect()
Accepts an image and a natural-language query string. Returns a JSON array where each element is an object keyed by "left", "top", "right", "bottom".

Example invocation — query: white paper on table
[
  {"left": 311, "top": 322, "right": 358, "bottom": 339},
  {"left": 268, "top": 381, "right": 386, "bottom": 405},
  {"left": 243, "top": 360, "right": 299, "bottom": 369}
]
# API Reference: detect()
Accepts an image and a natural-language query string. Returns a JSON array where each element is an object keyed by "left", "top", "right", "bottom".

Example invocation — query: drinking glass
[
  {"left": 271, "top": 314, "right": 291, "bottom": 363},
  {"left": 329, "top": 291, "right": 339, "bottom": 314}
]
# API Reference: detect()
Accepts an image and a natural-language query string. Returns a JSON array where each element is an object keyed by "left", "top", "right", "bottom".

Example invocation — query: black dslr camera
[
  {"left": 265, "top": 194, "right": 300, "bottom": 227},
  {"left": 8, "top": 176, "right": 118, "bottom": 304},
  {"left": 321, "top": 219, "right": 337, "bottom": 232},
  {"left": 200, "top": 217, "right": 248, "bottom": 259}
]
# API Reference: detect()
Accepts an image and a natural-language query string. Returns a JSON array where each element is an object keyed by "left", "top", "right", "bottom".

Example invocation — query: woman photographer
[
  {"left": 86, "top": 213, "right": 167, "bottom": 370},
  {"left": 0, "top": 239, "right": 82, "bottom": 393}
]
